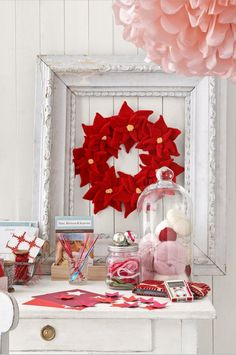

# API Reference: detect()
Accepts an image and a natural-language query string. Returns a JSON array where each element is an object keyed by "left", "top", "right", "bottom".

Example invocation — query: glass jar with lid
[
  {"left": 106, "top": 244, "right": 140, "bottom": 290},
  {"left": 137, "top": 166, "right": 192, "bottom": 281}
]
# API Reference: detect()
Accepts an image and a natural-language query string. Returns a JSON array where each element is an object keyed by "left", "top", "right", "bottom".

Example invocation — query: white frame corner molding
[{"left": 33, "top": 55, "right": 227, "bottom": 276}]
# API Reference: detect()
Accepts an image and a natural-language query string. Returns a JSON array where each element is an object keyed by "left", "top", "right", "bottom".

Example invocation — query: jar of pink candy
[
  {"left": 106, "top": 245, "right": 140, "bottom": 290},
  {"left": 137, "top": 167, "right": 192, "bottom": 282}
]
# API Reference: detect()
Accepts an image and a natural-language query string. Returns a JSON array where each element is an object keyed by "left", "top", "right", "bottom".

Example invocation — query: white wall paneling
[
  {"left": 65, "top": 0, "right": 89, "bottom": 55},
  {"left": 40, "top": 0, "right": 65, "bottom": 54},
  {"left": 0, "top": 1, "right": 16, "bottom": 218},
  {"left": 15, "top": 0, "right": 40, "bottom": 219},
  {"left": 88, "top": 0, "right": 113, "bottom": 55},
  {"left": 213, "top": 81, "right": 236, "bottom": 354},
  {"left": 162, "top": 97, "right": 185, "bottom": 186},
  {"left": 0, "top": 1, "right": 234, "bottom": 353}
]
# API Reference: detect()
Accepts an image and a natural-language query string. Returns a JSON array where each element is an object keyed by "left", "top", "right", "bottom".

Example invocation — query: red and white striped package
[{"left": 133, "top": 280, "right": 210, "bottom": 299}]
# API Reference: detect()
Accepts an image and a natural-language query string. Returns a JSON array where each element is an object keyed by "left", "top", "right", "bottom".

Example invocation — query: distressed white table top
[{"left": 14, "top": 277, "right": 216, "bottom": 320}]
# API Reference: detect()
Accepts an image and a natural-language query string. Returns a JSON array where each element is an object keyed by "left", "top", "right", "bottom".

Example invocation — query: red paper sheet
[
  {"left": 23, "top": 298, "right": 85, "bottom": 310},
  {"left": 29, "top": 288, "right": 104, "bottom": 308},
  {"left": 145, "top": 301, "right": 168, "bottom": 310}
]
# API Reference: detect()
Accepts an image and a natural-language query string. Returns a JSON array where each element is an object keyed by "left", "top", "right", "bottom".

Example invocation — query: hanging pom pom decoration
[{"left": 113, "top": 0, "right": 236, "bottom": 81}]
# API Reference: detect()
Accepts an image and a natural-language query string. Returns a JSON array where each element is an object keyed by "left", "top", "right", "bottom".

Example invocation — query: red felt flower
[
  {"left": 110, "top": 101, "right": 153, "bottom": 153},
  {"left": 83, "top": 167, "right": 122, "bottom": 214},
  {"left": 83, "top": 113, "right": 120, "bottom": 158},
  {"left": 136, "top": 115, "right": 181, "bottom": 158},
  {"left": 73, "top": 147, "right": 109, "bottom": 187},
  {"left": 82, "top": 112, "right": 108, "bottom": 136},
  {"left": 139, "top": 154, "right": 184, "bottom": 183},
  {"left": 114, "top": 171, "right": 149, "bottom": 217}
]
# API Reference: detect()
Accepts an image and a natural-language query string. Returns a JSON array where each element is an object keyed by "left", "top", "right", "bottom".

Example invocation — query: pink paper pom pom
[
  {"left": 113, "top": 0, "right": 236, "bottom": 80},
  {"left": 153, "top": 241, "right": 186, "bottom": 275}
]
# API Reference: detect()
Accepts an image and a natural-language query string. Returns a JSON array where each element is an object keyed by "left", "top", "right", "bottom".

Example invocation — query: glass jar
[
  {"left": 137, "top": 167, "right": 192, "bottom": 281},
  {"left": 68, "top": 252, "right": 89, "bottom": 285},
  {"left": 106, "top": 244, "right": 140, "bottom": 290}
]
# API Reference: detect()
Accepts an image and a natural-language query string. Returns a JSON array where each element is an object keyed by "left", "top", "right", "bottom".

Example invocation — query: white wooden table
[
  {"left": 10, "top": 277, "right": 216, "bottom": 354},
  {"left": 0, "top": 292, "right": 19, "bottom": 354}
]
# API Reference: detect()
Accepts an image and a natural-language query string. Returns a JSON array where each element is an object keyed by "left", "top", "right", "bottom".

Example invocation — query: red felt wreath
[{"left": 73, "top": 101, "right": 184, "bottom": 218}]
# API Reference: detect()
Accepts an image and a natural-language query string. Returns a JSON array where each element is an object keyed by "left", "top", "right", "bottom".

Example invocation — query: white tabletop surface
[{"left": 13, "top": 277, "right": 216, "bottom": 320}]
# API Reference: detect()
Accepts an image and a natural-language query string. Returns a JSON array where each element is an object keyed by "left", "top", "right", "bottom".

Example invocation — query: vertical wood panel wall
[{"left": 0, "top": 1, "right": 235, "bottom": 354}]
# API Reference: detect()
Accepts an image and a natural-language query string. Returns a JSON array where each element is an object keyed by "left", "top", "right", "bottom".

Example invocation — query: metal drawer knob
[{"left": 41, "top": 325, "right": 56, "bottom": 341}]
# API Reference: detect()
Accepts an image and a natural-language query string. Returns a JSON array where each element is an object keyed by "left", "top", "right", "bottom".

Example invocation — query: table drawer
[{"left": 10, "top": 318, "right": 152, "bottom": 352}]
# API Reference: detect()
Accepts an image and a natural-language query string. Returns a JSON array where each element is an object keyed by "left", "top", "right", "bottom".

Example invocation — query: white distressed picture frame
[{"left": 33, "top": 55, "right": 227, "bottom": 276}]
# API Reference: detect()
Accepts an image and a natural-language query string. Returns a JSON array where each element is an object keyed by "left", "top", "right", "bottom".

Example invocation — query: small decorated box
[
  {"left": 0, "top": 220, "right": 39, "bottom": 260},
  {"left": 164, "top": 280, "right": 193, "bottom": 302}
]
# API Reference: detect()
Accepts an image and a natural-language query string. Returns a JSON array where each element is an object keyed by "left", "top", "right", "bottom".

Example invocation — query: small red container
[{"left": 14, "top": 250, "right": 29, "bottom": 282}]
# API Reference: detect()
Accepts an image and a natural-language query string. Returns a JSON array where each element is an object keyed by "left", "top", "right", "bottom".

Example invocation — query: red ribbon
[{"left": 14, "top": 252, "right": 29, "bottom": 281}]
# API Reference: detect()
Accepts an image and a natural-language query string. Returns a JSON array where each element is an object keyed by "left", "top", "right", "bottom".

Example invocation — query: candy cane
[
  {"left": 109, "top": 258, "right": 139, "bottom": 274},
  {"left": 110, "top": 259, "right": 140, "bottom": 279}
]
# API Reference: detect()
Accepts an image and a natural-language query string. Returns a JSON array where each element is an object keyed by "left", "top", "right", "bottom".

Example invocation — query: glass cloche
[{"left": 137, "top": 167, "right": 192, "bottom": 281}]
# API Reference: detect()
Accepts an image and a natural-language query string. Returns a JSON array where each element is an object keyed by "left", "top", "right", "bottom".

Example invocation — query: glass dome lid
[
  {"left": 137, "top": 166, "right": 193, "bottom": 281},
  {"left": 137, "top": 166, "right": 192, "bottom": 240}
]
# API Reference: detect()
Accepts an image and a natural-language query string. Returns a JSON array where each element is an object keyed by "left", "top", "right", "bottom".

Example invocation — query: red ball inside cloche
[{"left": 159, "top": 227, "right": 177, "bottom": 242}]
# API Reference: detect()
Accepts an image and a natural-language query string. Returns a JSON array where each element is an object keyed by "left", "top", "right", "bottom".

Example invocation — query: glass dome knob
[{"left": 156, "top": 167, "right": 174, "bottom": 182}]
